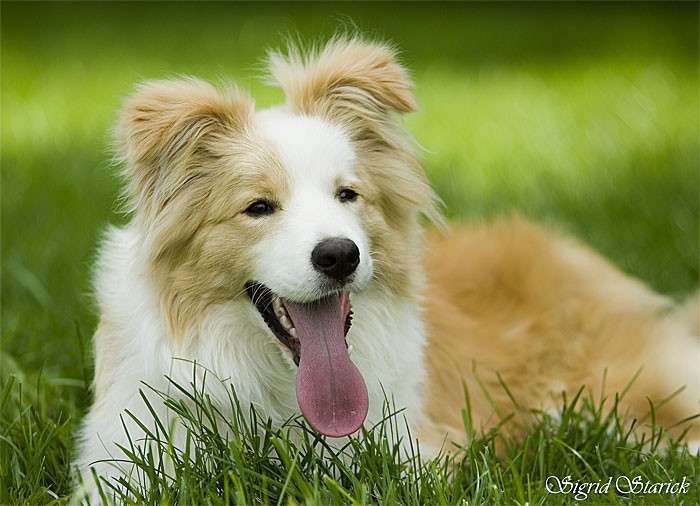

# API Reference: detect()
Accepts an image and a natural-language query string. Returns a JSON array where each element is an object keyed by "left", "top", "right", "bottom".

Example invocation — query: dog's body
[
  {"left": 75, "top": 39, "right": 699, "bottom": 495},
  {"left": 422, "top": 220, "right": 699, "bottom": 448}
]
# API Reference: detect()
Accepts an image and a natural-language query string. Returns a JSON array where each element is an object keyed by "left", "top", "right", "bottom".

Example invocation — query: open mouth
[
  {"left": 245, "top": 282, "right": 353, "bottom": 366},
  {"left": 245, "top": 281, "right": 368, "bottom": 437}
]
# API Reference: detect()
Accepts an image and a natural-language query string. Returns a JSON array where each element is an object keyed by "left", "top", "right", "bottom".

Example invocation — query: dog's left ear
[{"left": 268, "top": 38, "right": 417, "bottom": 139}]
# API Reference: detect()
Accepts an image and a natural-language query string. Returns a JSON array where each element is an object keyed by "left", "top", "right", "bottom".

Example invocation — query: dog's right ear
[{"left": 116, "top": 78, "right": 252, "bottom": 208}]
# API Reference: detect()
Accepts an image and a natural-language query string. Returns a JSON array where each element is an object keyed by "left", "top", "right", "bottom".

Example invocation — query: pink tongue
[{"left": 284, "top": 294, "right": 368, "bottom": 437}]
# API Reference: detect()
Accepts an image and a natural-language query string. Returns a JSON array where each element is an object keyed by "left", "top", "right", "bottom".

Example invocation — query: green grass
[
  {"left": 6, "top": 367, "right": 699, "bottom": 505},
  {"left": 1, "top": 2, "right": 698, "bottom": 504}
]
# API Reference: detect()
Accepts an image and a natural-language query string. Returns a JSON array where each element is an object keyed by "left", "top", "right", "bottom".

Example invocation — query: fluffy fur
[{"left": 75, "top": 38, "right": 700, "bottom": 497}]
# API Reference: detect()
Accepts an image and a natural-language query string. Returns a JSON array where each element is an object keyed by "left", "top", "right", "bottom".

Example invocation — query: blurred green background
[{"left": 2, "top": 1, "right": 698, "bottom": 402}]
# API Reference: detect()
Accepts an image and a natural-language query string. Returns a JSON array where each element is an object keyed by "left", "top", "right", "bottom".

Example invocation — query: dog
[{"left": 75, "top": 37, "right": 699, "bottom": 498}]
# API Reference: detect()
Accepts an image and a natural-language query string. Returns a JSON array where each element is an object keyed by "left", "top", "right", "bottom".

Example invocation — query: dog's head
[{"left": 116, "top": 38, "right": 440, "bottom": 436}]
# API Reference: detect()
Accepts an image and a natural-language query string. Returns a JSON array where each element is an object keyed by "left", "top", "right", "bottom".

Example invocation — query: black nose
[{"left": 311, "top": 238, "right": 360, "bottom": 281}]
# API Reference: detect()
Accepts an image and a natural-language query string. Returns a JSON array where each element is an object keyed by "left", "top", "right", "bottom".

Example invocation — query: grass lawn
[{"left": 1, "top": 2, "right": 698, "bottom": 504}]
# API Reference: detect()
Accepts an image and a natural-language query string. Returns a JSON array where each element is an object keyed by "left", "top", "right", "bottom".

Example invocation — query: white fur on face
[{"left": 250, "top": 111, "right": 374, "bottom": 301}]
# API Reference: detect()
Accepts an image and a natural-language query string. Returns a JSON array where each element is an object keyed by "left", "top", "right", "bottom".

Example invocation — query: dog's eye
[
  {"left": 337, "top": 188, "right": 359, "bottom": 203},
  {"left": 244, "top": 200, "right": 276, "bottom": 217}
]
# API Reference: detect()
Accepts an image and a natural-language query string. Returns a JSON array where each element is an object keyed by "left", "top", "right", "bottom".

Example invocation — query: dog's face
[
  {"left": 116, "top": 40, "right": 440, "bottom": 436},
  {"left": 249, "top": 111, "right": 373, "bottom": 302}
]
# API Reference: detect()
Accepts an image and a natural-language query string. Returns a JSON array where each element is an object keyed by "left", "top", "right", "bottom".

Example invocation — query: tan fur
[
  {"left": 116, "top": 78, "right": 253, "bottom": 217},
  {"left": 421, "top": 217, "right": 699, "bottom": 449},
  {"left": 268, "top": 38, "right": 418, "bottom": 120}
]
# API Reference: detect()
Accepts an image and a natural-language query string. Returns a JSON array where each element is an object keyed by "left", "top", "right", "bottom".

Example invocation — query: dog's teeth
[
  {"left": 273, "top": 298, "right": 285, "bottom": 316},
  {"left": 280, "top": 315, "right": 292, "bottom": 329},
  {"left": 289, "top": 327, "right": 298, "bottom": 338},
  {"left": 347, "top": 344, "right": 354, "bottom": 354}
]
